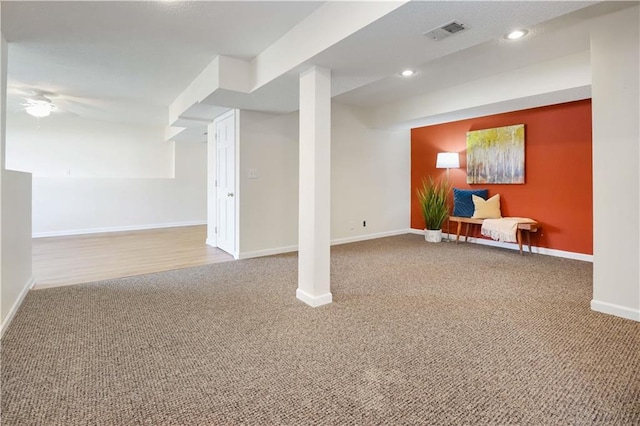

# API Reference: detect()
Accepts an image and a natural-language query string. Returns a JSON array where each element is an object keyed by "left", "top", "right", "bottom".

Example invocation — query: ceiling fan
[
  {"left": 21, "top": 93, "right": 58, "bottom": 118},
  {"left": 9, "top": 86, "right": 81, "bottom": 118}
]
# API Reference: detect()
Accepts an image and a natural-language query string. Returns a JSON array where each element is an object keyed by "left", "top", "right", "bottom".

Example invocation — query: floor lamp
[{"left": 436, "top": 152, "right": 460, "bottom": 241}]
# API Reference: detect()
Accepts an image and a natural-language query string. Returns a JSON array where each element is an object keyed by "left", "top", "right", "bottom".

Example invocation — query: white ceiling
[
  {"left": 2, "top": 1, "right": 322, "bottom": 124},
  {"left": 1, "top": 1, "right": 634, "bottom": 133}
]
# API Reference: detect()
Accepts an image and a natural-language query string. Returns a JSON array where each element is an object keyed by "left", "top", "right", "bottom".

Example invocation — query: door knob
[{"left": 227, "top": 192, "right": 234, "bottom": 197}]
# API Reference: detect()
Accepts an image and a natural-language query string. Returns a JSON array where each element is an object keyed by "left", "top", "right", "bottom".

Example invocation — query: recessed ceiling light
[
  {"left": 400, "top": 69, "right": 415, "bottom": 77},
  {"left": 505, "top": 29, "right": 528, "bottom": 40}
]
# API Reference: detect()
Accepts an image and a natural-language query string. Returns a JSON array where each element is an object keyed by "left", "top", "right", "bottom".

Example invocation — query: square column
[
  {"left": 297, "top": 66, "right": 332, "bottom": 307},
  {"left": 590, "top": 6, "right": 640, "bottom": 321}
]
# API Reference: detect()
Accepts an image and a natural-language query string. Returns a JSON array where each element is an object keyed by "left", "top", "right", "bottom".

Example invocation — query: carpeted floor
[{"left": 2, "top": 234, "right": 639, "bottom": 425}]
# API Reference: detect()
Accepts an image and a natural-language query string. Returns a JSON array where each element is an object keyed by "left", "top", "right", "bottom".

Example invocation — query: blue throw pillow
[{"left": 453, "top": 188, "right": 489, "bottom": 217}]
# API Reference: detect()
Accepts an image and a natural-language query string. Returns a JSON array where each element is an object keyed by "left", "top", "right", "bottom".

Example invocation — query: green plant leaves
[{"left": 416, "top": 176, "right": 451, "bottom": 230}]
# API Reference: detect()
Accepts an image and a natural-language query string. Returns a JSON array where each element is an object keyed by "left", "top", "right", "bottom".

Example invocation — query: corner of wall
[
  {"left": 0, "top": 275, "right": 34, "bottom": 339},
  {"left": 590, "top": 300, "right": 640, "bottom": 322},
  {"left": 1, "top": 170, "right": 33, "bottom": 335}
]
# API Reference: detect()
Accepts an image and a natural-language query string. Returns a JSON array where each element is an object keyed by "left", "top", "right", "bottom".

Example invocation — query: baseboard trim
[
  {"left": 33, "top": 221, "right": 207, "bottom": 238},
  {"left": 238, "top": 229, "right": 410, "bottom": 260},
  {"left": 409, "top": 228, "right": 593, "bottom": 262},
  {"left": 0, "top": 275, "right": 35, "bottom": 339},
  {"left": 296, "top": 288, "right": 333, "bottom": 307},
  {"left": 238, "top": 245, "right": 298, "bottom": 260},
  {"left": 330, "top": 229, "right": 409, "bottom": 246},
  {"left": 591, "top": 300, "right": 640, "bottom": 322}
]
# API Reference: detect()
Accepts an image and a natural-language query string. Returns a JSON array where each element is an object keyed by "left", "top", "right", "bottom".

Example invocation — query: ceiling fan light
[{"left": 25, "top": 103, "right": 53, "bottom": 118}]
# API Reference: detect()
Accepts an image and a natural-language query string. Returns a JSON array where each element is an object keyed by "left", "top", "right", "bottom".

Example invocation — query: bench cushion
[{"left": 453, "top": 188, "right": 488, "bottom": 217}]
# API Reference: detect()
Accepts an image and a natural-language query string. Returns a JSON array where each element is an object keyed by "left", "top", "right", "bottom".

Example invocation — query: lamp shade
[{"left": 436, "top": 152, "right": 460, "bottom": 169}]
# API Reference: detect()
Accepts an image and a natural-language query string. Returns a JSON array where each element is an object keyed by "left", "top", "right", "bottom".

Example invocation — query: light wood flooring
[{"left": 32, "top": 225, "right": 233, "bottom": 289}]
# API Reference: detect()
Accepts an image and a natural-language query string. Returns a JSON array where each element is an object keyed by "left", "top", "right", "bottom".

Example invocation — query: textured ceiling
[
  {"left": 2, "top": 1, "right": 322, "bottom": 124},
  {"left": 1, "top": 1, "right": 632, "bottom": 129},
  {"left": 334, "top": 1, "right": 633, "bottom": 107}
]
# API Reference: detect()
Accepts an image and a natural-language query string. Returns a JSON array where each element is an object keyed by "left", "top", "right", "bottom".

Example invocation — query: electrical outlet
[
  {"left": 247, "top": 169, "right": 258, "bottom": 179},
  {"left": 363, "top": 220, "right": 366, "bottom": 227}
]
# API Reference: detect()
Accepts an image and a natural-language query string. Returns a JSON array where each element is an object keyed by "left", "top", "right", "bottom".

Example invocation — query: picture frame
[{"left": 466, "top": 124, "right": 525, "bottom": 184}]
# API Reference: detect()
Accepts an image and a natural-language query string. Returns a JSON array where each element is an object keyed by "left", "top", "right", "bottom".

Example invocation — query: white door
[{"left": 215, "top": 111, "right": 236, "bottom": 256}]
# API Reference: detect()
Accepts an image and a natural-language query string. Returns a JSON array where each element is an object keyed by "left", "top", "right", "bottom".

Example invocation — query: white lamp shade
[{"left": 436, "top": 152, "right": 460, "bottom": 169}]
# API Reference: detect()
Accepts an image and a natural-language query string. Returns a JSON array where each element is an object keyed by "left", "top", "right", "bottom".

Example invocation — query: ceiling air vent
[{"left": 423, "top": 20, "right": 469, "bottom": 41}]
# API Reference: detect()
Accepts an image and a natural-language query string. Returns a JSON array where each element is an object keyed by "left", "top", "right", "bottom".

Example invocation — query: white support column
[
  {"left": 296, "top": 66, "right": 332, "bottom": 307},
  {"left": 590, "top": 5, "right": 640, "bottom": 322}
]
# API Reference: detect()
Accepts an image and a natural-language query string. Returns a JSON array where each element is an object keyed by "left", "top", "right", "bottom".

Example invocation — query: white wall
[
  {"left": 236, "top": 103, "right": 410, "bottom": 258},
  {"left": 1, "top": 8, "right": 34, "bottom": 337},
  {"left": 331, "top": 103, "right": 410, "bottom": 241},
  {"left": 0, "top": 11, "right": 5, "bottom": 305},
  {"left": 6, "top": 113, "right": 173, "bottom": 178},
  {"left": 4, "top": 107, "right": 207, "bottom": 236},
  {"left": 590, "top": 5, "right": 640, "bottom": 321},
  {"left": 238, "top": 109, "right": 300, "bottom": 257},
  {"left": 1, "top": 170, "right": 33, "bottom": 336},
  {"left": 0, "top": 2, "right": 4, "bottom": 168},
  {"left": 31, "top": 140, "right": 207, "bottom": 237}
]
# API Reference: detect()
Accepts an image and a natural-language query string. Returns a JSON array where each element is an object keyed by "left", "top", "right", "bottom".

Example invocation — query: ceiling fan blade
[
  {"left": 53, "top": 107, "right": 79, "bottom": 118},
  {"left": 9, "top": 84, "right": 87, "bottom": 118},
  {"left": 8, "top": 83, "right": 59, "bottom": 97}
]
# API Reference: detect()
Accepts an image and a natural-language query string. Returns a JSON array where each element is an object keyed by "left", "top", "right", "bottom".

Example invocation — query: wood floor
[{"left": 32, "top": 225, "right": 233, "bottom": 289}]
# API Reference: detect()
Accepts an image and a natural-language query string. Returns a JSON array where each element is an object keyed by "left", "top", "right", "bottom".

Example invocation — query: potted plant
[{"left": 416, "top": 176, "right": 451, "bottom": 242}]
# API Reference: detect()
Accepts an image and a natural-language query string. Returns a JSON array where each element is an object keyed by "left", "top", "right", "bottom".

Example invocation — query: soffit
[{"left": 2, "top": 1, "right": 634, "bottom": 130}]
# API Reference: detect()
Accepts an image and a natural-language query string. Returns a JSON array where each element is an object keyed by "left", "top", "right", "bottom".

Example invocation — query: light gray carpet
[{"left": 2, "top": 234, "right": 639, "bottom": 425}]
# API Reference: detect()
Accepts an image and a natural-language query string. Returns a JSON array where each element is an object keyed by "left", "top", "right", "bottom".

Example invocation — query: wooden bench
[{"left": 449, "top": 216, "right": 539, "bottom": 255}]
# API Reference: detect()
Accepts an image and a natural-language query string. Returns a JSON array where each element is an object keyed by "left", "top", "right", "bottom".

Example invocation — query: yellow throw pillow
[{"left": 472, "top": 194, "right": 502, "bottom": 219}]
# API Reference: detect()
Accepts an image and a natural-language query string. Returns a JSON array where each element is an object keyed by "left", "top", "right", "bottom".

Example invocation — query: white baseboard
[
  {"left": 330, "top": 229, "right": 409, "bottom": 246},
  {"left": 591, "top": 300, "right": 640, "bottom": 322},
  {"left": 409, "top": 228, "right": 593, "bottom": 262},
  {"left": 33, "top": 221, "right": 207, "bottom": 238},
  {"left": 0, "top": 275, "right": 35, "bottom": 339},
  {"left": 296, "top": 288, "right": 333, "bottom": 307},
  {"left": 238, "top": 245, "right": 298, "bottom": 260},
  {"left": 238, "top": 229, "right": 410, "bottom": 260}
]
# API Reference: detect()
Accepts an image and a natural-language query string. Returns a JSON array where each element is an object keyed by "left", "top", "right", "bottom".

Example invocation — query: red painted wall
[{"left": 411, "top": 100, "right": 593, "bottom": 255}]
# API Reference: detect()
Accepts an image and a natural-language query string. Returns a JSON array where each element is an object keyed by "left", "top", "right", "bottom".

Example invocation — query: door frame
[{"left": 206, "top": 109, "right": 240, "bottom": 259}]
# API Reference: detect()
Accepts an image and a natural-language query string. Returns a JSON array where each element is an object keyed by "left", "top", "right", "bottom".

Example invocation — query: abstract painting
[{"left": 466, "top": 124, "right": 525, "bottom": 184}]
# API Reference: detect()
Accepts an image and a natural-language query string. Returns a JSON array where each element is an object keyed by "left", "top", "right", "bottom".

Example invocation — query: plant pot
[{"left": 424, "top": 229, "right": 443, "bottom": 243}]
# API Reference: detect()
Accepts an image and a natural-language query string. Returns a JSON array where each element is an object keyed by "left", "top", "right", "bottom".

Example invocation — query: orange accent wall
[{"left": 411, "top": 100, "right": 593, "bottom": 255}]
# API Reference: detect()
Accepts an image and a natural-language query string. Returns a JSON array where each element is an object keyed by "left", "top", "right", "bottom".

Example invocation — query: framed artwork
[{"left": 466, "top": 124, "right": 525, "bottom": 184}]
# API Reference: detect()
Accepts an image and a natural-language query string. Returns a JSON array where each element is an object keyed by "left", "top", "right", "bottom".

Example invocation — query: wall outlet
[
  {"left": 247, "top": 168, "right": 258, "bottom": 179},
  {"left": 363, "top": 220, "right": 366, "bottom": 227}
]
